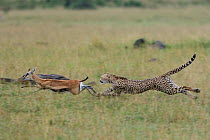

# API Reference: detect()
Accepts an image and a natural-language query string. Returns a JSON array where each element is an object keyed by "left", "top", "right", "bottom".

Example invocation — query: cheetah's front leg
[{"left": 94, "top": 87, "right": 120, "bottom": 97}]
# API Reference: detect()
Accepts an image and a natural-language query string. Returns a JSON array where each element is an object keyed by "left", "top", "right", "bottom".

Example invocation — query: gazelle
[
  {"left": 0, "top": 73, "right": 70, "bottom": 87},
  {"left": 22, "top": 67, "right": 96, "bottom": 95}
]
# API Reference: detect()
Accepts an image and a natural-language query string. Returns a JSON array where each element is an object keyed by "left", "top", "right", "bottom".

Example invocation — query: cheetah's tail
[{"left": 162, "top": 53, "right": 196, "bottom": 77}]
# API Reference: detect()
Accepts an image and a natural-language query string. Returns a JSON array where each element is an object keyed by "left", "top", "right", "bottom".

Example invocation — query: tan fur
[
  {"left": 22, "top": 68, "right": 96, "bottom": 95},
  {"left": 31, "top": 75, "right": 81, "bottom": 95}
]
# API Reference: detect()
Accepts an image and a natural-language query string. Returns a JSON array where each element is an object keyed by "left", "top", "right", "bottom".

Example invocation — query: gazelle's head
[{"left": 22, "top": 67, "right": 37, "bottom": 80}]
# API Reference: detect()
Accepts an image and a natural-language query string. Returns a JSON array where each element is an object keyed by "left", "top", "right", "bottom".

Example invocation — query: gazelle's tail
[
  {"left": 162, "top": 53, "right": 196, "bottom": 77},
  {"left": 80, "top": 76, "right": 88, "bottom": 82}
]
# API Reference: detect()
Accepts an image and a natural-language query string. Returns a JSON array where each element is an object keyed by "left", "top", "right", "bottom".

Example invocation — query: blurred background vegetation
[
  {"left": 1, "top": 0, "right": 210, "bottom": 11},
  {"left": 0, "top": 0, "right": 210, "bottom": 139}
]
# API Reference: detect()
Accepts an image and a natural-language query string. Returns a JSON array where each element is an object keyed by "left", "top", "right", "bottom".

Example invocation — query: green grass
[{"left": 0, "top": 7, "right": 210, "bottom": 140}]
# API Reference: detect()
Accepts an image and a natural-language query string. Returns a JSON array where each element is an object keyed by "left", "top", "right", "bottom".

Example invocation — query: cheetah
[{"left": 90, "top": 53, "right": 200, "bottom": 99}]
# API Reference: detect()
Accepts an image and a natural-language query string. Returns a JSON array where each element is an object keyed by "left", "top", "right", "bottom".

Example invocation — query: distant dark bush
[
  {"left": 16, "top": 0, "right": 36, "bottom": 9},
  {"left": 41, "top": 0, "right": 63, "bottom": 8},
  {"left": 70, "top": 0, "right": 96, "bottom": 9},
  {"left": 95, "top": 0, "right": 106, "bottom": 6},
  {"left": 1, "top": 0, "right": 210, "bottom": 10},
  {"left": 124, "top": 0, "right": 143, "bottom": 7},
  {"left": 113, "top": 0, "right": 123, "bottom": 6}
]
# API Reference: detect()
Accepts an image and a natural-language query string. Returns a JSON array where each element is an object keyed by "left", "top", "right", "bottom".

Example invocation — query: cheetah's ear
[{"left": 106, "top": 72, "right": 111, "bottom": 78}]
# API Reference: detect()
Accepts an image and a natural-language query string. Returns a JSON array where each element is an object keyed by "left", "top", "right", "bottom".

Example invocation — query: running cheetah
[{"left": 90, "top": 53, "right": 200, "bottom": 99}]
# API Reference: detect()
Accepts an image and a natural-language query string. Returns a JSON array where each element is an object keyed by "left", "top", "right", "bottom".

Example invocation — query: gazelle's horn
[{"left": 31, "top": 67, "right": 37, "bottom": 73}]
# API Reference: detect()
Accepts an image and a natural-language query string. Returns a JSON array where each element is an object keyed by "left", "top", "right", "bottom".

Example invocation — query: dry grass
[{"left": 0, "top": 7, "right": 210, "bottom": 140}]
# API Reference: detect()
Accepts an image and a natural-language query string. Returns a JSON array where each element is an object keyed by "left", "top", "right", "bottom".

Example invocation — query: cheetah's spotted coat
[{"left": 90, "top": 53, "right": 200, "bottom": 99}]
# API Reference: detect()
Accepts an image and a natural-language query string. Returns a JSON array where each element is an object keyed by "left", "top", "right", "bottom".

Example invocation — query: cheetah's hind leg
[
  {"left": 180, "top": 90, "right": 198, "bottom": 99},
  {"left": 182, "top": 86, "right": 201, "bottom": 93}
]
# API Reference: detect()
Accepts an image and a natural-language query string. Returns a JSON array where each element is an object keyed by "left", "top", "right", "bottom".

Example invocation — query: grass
[{"left": 0, "top": 6, "right": 210, "bottom": 140}]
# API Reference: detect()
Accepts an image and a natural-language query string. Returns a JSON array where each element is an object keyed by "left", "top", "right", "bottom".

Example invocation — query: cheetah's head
[
  {"left": 100, "top": 72, "right": 128, "bottom": 84},
  {"left": 100, "top": 72, "right": 114, "bottom": 84}
]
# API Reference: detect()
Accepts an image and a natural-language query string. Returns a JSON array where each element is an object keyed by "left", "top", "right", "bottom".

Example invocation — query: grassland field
[{"left": 0, "top": 6, "right": 210, "bottom": 140}]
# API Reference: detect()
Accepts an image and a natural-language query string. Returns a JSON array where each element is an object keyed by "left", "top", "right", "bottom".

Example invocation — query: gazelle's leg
[
  {"left": 79, "top": 85, "right": 96, "bottom": 96},
  {"left": 82, "top": 85, "right": 97, "bottom": 94},
  {"left": 22, "top": 85, "right": 43, "bottom": 93},
  {"left": 22, "top": 85, "right": 43, "bottom": 89},
  {"left": 21, "top": 85, "right": 37, "bottom": 88},
  {"left": 86, "top": 88, "right": 94, "bottom": 96}
]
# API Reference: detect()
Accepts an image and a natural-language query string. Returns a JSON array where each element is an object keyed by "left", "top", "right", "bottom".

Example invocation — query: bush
[
  {"left": 123, "top": 0, "right": 143, "bottom": 7},
  {"left": 70, "top": 0, "right": 96, "bottom": 9},
  {"left": 2, "top": 0, "right": 210, "bottom": 10},
  {"left": 113, "top": 0, "right": 123, "bottom": 6},
  {"left": 16, "top": 0, "right": 36, "bottom": 9},
  {"left": 40, "top": 0, "right": 64, "bottom": 8},
  {"left": 95, "top": 0, "right": 106, "bottom": 6}
]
